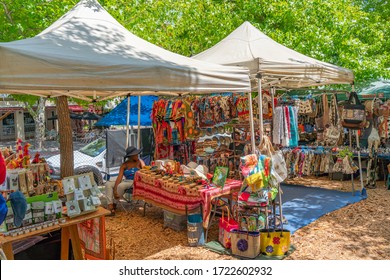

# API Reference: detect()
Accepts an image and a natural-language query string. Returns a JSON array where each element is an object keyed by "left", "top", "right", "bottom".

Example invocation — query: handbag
[
  {"left": 218, "top": 206, "right": 239, "bottom": 249},
  {"left": 315, "top": 94, "right": 329, "bottom": 131},
  {"left": 231, "top": 229, "right": 261, "bottom": 258},
  {"left": 342, "top": 92, "right": 366, "bottom": 129},
  {"left": 260, "top": 229, "right": 291, "bottom": 256},
  {"left": 324, "top": 94, "right": 341, "bottom": 146},
  {"left": 298, "top": 99, "right": 313, "bottom": 115},
  {"left": 238, "top": 212, "right": 267, "bottom": 232},
  {"left": 271, "top": 150, "right": 288, "bottom": 183}
]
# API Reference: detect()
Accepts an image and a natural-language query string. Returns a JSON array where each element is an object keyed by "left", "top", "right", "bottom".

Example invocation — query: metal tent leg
[
  {"left": 349, "top": 130, "right": 355, "bottom": 195},
  {"left": 355, "top": 130, "right": 365, "bottom": 193}
]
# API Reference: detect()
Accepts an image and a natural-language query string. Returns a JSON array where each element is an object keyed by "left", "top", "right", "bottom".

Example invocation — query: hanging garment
[
  {"left": 272, "top": 106, "right": 283, "bottom": 145},
  {"left": 199, "top": 97, "right": 215, "bottom": 128},
  {"left": 183, "top": 98, "right": 199, "bottom": 140},
  {"left": 289, "top": 106, "right": 299, "bottom": 147},
  {"left": 211, "top": 97, "right": 223, "bottom": 124},
  {"left": 236, "top": 96, "right": 250, "bottom": 120},
  {"left": 171, "top": 100, "right": 185, "bottom": 142},
  {"left": 219, "top": 96, "right": 232, "bottom": 122},
  {"left": 281, "top": 107, "right": 290, "bottom": 147}
]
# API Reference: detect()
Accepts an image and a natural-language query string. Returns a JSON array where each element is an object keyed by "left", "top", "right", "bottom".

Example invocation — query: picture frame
[{"left": 212, "top": 166, "right": 229, "bottom": 188}]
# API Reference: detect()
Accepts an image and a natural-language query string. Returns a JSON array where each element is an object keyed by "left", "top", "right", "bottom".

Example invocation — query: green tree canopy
[{"left": 1, "top": 0, "right": 389, "bottom": 91}]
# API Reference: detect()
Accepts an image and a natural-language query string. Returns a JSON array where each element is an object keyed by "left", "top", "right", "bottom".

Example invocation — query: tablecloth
[{"left": 133, "top": 172, "right": 242, "bottom": 228}]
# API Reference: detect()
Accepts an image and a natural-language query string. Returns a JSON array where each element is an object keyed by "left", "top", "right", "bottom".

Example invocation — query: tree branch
[
  {"left": 24, "top": 101, "right": 37, "bottom": 119},
  {"left": 0, "top": 1, "right": 14, "bottom": 24}
]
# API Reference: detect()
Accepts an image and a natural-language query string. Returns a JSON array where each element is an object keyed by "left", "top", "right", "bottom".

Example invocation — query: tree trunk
[
  {"left": 34, "top": 97, "right": 46, "bottom": 151},
  {"left": 57, "top": 96, "right": 74, "bottom": 178},
  {"left": 24, "top": 97, "right": 47, "bottom": 151}
]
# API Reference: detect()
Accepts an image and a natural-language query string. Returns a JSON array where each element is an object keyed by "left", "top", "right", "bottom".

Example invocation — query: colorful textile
[
  {"left": 77, "top": 217, "right": 107, "bottom": 260},
  {"left": 134, "top": 172, "right": 241, "bottom": 228},
  {"left": 198, "top": 179, "right": 242, "bottom": 228}
]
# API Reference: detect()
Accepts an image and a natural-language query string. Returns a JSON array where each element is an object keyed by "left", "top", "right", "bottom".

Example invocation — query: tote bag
[
  {"left": 218, "top": 206, "right": 239, "bottom": 249},
  {"left": 342, "top": 92, "right": 366, "bottom": 129},
  {"left": 231, "top": 229, "right": 260, "bottom": 259},
  {"left": 260, "top": 229, "right": 291, "bottom": 256}
]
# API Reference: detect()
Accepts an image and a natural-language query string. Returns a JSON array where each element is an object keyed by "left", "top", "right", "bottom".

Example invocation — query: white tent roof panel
[
  {"left": 193, "top": 21, "right": 354, "bottom": 89},
  {"left": 0, "top": 0, "right": 251, "bottom": 100}
]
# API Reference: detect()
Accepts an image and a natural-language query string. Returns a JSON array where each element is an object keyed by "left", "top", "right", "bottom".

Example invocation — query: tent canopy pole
[
  {"left": 248, "top": 92, "right": 256, "bottom": 154},
  {"left": 137, "top": 95, "right": 141, "bottom": 149},
  {"left": 126, "top": 95, "right": 130, "bottom": 148},
  {"left": 257, "top": 76, "right": 263, "bottom": 142}
]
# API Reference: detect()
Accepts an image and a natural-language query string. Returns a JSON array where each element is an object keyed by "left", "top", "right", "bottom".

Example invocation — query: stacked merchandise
[
  {"left": 1, "top": 139, "right": 59, "bottom": 197},
  {"left": 151, "top": 94, "right": 259, "bottom": 177},
  {"left": 61, "top": 173, "right": 102, "bottom": 217},
  {"left": 1, "top": 192, "right": 64, "bottom": 236},
  {"left": 282, "top": 147, "right": 358, "bottom": 179},
  {"left": 223, "top": 145, "right": 290, "bottom": 259}
]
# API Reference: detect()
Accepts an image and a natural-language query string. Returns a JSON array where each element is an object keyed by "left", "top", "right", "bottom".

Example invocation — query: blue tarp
[
  {"left": 280, "top": 184, "right": 367, "bottom": 234},
  {"left": 95, "top": 96, "right": 157, "bottom": 127}
]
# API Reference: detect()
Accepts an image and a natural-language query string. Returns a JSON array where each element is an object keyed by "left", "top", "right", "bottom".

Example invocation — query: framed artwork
[{"left": 212, "top": 166, "right": 229, "bottom": 188}]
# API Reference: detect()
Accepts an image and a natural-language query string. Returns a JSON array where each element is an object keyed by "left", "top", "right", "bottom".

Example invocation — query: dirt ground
[{"left": 105, "top": 177, "right": 390, "bottom": 260}]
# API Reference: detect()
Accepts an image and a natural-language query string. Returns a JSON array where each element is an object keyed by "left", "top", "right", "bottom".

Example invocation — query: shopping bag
[
  {"left": 260, "top": 229, "right": 291, "bottom": 256},
  {"left": 238, "top": 213, "right": 267, "bottom": 232},
  {"left": 342, "top": 92, "right": 366, "bottom": 129},
  {"left": 218, "top": 206, "right": 238, "bottom": 248},
  {"left": 187, "top": 213, "right": 205, "bottom": 247},
  {"left": 271, "top": 151, "right": 287, "bottom": 183},
  {"left": 231, "top": 229, "right": 260, "bottom": 259}
]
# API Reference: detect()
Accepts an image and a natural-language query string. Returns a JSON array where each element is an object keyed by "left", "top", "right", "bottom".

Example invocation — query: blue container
[{"left": 187, "top": 214, "right": 205, "bottom": 247}]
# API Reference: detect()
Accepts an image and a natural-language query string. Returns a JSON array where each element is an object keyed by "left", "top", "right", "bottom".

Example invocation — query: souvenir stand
[
  {"left": 193, "top": 21, "right": 356, "bottom": 257},
  {"left": 133, "top": 93, "right": 259, "bottom": 235}
]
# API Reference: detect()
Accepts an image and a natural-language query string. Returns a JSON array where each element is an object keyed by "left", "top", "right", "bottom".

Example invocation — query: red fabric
[
  {"left": 133, "top": 171, "right": 242, "bottom": 228},
  {"left": 284, "top": 106, "right": 291, "bottom": 138},
  {"left": 0, "top": 153, "right": 6, "bottom": 185},
  {"left": 77, "top": 217, "right": 107, "bottom": 260}
]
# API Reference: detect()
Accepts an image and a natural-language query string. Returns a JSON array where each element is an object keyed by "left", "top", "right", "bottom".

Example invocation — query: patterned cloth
[
  {"left": 77, "top": 217, "right": 106, "bottom": 260},
  {"left": 198, "top": 179, "right": 242, "bottom": 228},
  {"left": 133, "top": 172, "right": 241, "bottom": 228}
]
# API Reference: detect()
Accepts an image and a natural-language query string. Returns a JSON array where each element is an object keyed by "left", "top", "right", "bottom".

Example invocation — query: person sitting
[{"left": 105, "top": 146, "right": 145, "bottom": 216}]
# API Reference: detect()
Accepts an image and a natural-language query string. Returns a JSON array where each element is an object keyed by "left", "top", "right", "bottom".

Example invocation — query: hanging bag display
[
  {"left": 341, "top": 92, "right": 366, "bottom": 129},
  {"left": 218, "top": 206, "right": 239, "bottom": 249}
]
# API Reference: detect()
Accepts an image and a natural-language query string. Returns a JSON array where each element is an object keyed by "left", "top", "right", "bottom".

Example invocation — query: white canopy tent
[
  {"left": 0, "top": 0, "right": 253, "bottom": 176},
  {"left": 193, "top": 21, "right": 354, "bottom": 90},
  {"left": 0, "top": 0, "right": 251, "bottom": 102}
]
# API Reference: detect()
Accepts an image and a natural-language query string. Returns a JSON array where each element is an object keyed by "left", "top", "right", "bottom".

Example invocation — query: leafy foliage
[{"left": 1, "top": 0, "right": 389, "bottom": 92}]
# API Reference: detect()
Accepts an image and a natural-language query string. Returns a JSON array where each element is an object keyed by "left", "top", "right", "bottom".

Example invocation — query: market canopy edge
[
  {"left": 0, "top": 0, "right": 251, "bottom": 101},
  {"left": 193, "top": 21, "right": 354, "bottom": 90}
]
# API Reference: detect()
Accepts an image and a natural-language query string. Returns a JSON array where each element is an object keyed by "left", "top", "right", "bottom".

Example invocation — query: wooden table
[{"left": 0, "top": 207, "right": 110, "bottom": 260}]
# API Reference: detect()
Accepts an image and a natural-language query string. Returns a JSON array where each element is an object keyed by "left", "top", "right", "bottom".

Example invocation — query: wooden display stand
[{"left": 0, "top": 207, "right": 110, "bottom": 260}]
